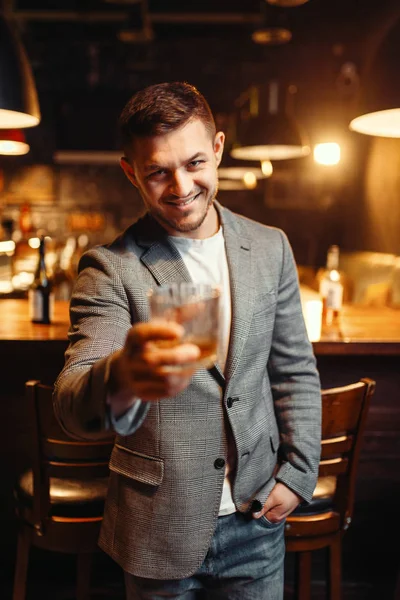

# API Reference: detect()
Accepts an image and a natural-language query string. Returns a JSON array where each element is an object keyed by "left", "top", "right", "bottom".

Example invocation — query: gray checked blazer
[{"left": 53, "top": 201, "right": 321, "bottom": 579}]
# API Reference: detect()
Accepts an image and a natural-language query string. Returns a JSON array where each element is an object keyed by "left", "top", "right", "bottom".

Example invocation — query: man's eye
[
  {"left": 147, "top": 170, "right": 166, "bottom": 180},
  {"left": 188, "top": 160, "right": 204, "bottom": 168}
]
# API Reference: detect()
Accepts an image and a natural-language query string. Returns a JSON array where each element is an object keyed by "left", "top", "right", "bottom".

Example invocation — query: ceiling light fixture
[
  {"left": 117, "top": 0, "right": 154, "bottom": 43},
  {"left": 252, "top": 27, "right": 291, "bottom": 45},
  {"left": 0, "top": 14, "right": 41, "bottom": 128},
  {"left": 218, "top": 143, "right": 273, "bottom": 190},
  {"left": 231, "top": 81, "right": 310, "bottom": 161},
  {"left": 218, "top": 161, "right": 272, "bottom": 184},
  {"left": 349, "top": 13, "right": 400, "bottom": 137},
  {"left": 252, "top": 2, "right": 292, "bottom": 46},
  {"left": 0, "top": 129, "right": 30, "bottom": 155}
]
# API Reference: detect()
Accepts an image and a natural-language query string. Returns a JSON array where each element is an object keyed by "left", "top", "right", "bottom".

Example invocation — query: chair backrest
[
  {"left": 26, "top": 380, "right": 115, "bottom": 527},
  {"left": 320, "top": 378, "right": 375, "bottom": 529}
]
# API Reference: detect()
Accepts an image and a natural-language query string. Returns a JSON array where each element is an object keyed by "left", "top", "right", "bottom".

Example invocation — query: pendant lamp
[
  {"left": 231, "top": 81, "right": 310, "bottom": 161},
  {"left": 349, "top": 13, "right": 400, "bottom": 137},
  {"left": 252, "top": 2, "right": 292, "bottom": 46},
  {"left": 0, "top": 129, "right": 29, "bottom": 155},
  {"left": 0, "top": 14, "right": 41, "bottom": 128},
  {"left": 218, "top": 154, "right": 273, "bottom": 191}
]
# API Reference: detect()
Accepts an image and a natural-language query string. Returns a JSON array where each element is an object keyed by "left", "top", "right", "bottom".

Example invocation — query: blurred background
[{"left": 1, "top": 0, "right": 400, "bottom": 285}]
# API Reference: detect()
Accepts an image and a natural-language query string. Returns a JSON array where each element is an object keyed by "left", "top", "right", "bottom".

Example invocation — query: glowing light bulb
[
  {"left": 313, "top": 143, "right": 341, "bottom": 166},
  {"left": 261, "top": 160, "right": 273, "bottom": 177},
  {"left": 243, "top": 171, "right": 257, "bottom": 189}
]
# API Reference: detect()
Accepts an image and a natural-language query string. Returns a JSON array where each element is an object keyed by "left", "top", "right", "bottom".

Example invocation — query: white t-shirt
[{"left": 168, "top": 227, "right": 236, "bottom": 516}]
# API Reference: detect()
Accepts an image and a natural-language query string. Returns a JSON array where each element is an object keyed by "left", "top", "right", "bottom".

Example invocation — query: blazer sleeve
[
  {"left": 267, "top": 230, "right": 322, "bottom": 503},
  {"left": 53, "top": 246, "right": 150, "bottom": 441}
]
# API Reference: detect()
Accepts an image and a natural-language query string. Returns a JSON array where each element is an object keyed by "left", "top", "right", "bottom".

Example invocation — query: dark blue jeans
[{"left": 124, "top": 511, "right": 285, "bottom": 599}]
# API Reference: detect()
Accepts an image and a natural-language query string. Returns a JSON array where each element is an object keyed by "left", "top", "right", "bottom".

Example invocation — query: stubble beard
[{"left": 151, "top": 186, "right": 218, "bottom": 234}]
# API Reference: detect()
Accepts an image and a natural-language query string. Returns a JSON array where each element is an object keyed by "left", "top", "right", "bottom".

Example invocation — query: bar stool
[
  {"left": 285, "top": 378, "right": 376, "bottom": 600},
  {"left": 13, "top": 381, "right": 115, "bottom": 600}
]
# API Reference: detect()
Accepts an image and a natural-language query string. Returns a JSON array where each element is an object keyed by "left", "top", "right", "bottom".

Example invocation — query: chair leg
[
  {"left": 12, "top": 526, "right": 31, "bottom": 600},
  {"left": 294, "top": 551, "right": 312, "bottom": 600},
  {"left": 76, "top": 552, "right": 93, "bottom": 600},
  {"left": 327, "top": 533, "right": 342, "bottom": 600}
]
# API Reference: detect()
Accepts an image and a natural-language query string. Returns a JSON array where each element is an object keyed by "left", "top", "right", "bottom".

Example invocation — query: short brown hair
[{"left": 119, "top": 81, "right": 216, "bottom": 155}]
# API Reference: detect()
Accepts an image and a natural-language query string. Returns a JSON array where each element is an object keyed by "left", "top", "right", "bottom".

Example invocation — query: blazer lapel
[
  {"left": 218, "top": 205, "right": 255, "bottom": 382},
  {"left": 136, "top": 214, "right": 192, "bottom": 285}
]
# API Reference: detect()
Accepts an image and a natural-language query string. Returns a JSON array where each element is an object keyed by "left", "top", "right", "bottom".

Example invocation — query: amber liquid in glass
[{"left": 154, "top": 336, "right": 218, "bottom": 370}]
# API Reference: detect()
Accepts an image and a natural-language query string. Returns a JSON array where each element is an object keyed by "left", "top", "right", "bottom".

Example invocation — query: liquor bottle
[
  {"left": 52, "top": 237, "right": 75, "bottom": 300},
  {"left": 29, "top": 235, "right": 54, "bottom": 324},
  {"left": 319, "top": 245, "right": 344, "bottom": 333}
]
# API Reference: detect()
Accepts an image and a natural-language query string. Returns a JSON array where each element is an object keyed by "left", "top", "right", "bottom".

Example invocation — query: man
[{"left": 53, "top": 81, "right": 321, "bottom": 599}]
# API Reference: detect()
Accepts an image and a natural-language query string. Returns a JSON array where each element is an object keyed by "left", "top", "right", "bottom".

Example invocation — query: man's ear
[
  {"left": 120, "top": 157, "right": 138, "bottom": 188},
  {"left": 214, "top": 131, "right": 225, "bottom": 168}
]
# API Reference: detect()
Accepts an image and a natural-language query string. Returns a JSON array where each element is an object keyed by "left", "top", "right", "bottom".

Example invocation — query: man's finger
[
  {"left": 144, "top": 342, "right": 200, "bottom": 366},
  {"left": 128, "top": 320, "right": 185, "bottom": 347}
]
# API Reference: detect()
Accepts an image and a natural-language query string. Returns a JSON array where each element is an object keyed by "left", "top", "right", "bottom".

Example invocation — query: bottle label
[
  {"left": 29, "top": 290, "right": 55, "bottom": 322},
  {"left": 320, "top": 280, "right": 343, "bottom": 310}
]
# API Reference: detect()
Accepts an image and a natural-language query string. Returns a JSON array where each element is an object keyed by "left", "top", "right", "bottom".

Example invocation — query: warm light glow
[
  {"left": 243, "top": 172, "right": 257, "bottom": 189},
  {"left": 330, "top": 269, "right": 340, "bottom": 282},
  {"left": 0, "top": 139, "right": 29, "bottom": 155},
  {"left": 28, "top": 237, "right": 40, "bottom": 249},
  {"left": 0, "top": 240, "right": 15, "bottom": 254},
  {"left": 218, "top": 180, "right": 254, "bottom": 191},
  {"left": 218, "top": 166, "right": 263, "bottom": 180},
  {"left": 313, "top": 143, "right": 341, "bottom": 166},
  {"left": 302, "top": 299, "right": 322, "bottom": 342},
  {"left": 0, "top": 281, "right": 13, "bottom": 294},
  {"left": 349, "top": 108, "right": 400, "bottom": 138},
  {"left": 261, "top": 160, "right": 273, "bottom": 177},
  {"left": 0, "top": 129, "right": 30, "bottom": 155},
  {"left": 0, "top": 109, "right": 39, "bottom": 128},
  {"left": 78, "top": 234, "right": 89, "bottom": 248},
  {"left": 231, "top": 144, "right": 310, "bottom": 161},
  {"left": 12, "top": 271, "right": 34, "bottom": 289},
  {"left": 251, "top": 28, "right": 292, "bottom": 45}
]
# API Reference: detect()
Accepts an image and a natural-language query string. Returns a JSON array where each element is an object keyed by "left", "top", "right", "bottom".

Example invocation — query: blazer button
[
  {"left": 214, "top": 458, "right": 225, "bottom": 469},
  {"left": 226, "top": 396, "right": 239, "bottom": 408}
]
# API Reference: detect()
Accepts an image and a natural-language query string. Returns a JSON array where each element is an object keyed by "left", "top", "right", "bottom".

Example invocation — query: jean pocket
[{"left": 256, "top": 515, "right": 285, "bottom": 530}]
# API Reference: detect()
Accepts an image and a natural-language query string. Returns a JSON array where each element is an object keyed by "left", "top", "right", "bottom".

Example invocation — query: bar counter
[
  {"left": 2, "top": 298, "right": 400, "bottom": 351},
  {"left": 1, "top": 299, "right": 400, "bottom": 581}
]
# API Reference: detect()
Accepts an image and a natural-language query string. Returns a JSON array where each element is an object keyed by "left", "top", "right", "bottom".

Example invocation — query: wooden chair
[
  {"left": 13, "top": 381, "right": 115, "bottom": 600},
  {"left": 284, "top": 378, "right": 376, "bottom": 600}
]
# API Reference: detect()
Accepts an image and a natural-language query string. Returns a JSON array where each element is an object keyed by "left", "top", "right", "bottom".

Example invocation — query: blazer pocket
[{"left": 109, "top": 444, "right": 164, "bottom": 487}]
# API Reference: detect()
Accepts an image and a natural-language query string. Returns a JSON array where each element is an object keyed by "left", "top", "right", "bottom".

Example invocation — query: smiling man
[
  {"left": 120, "top": 117, "right": 222, "bottom": 238},
  {"left": 54, "top": 82, "right": 321, "bottom": 600}
]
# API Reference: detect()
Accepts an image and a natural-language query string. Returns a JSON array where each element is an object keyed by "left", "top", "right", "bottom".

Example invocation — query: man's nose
[{"left": 169, "top": 170, "right": 192, "bottom": 197}]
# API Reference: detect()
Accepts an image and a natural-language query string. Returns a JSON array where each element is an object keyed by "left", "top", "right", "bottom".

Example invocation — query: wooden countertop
[
  {"left": 1, "top": 299, "right": 400, "bottom": 355},
  {"left": 0, "top": 300, "right": 70, "bottom": 341}
]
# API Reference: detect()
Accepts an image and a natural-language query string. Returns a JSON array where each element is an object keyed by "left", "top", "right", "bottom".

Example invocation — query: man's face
[{"left": 121, "top": 118, "right": 225, "bottom": 239}]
